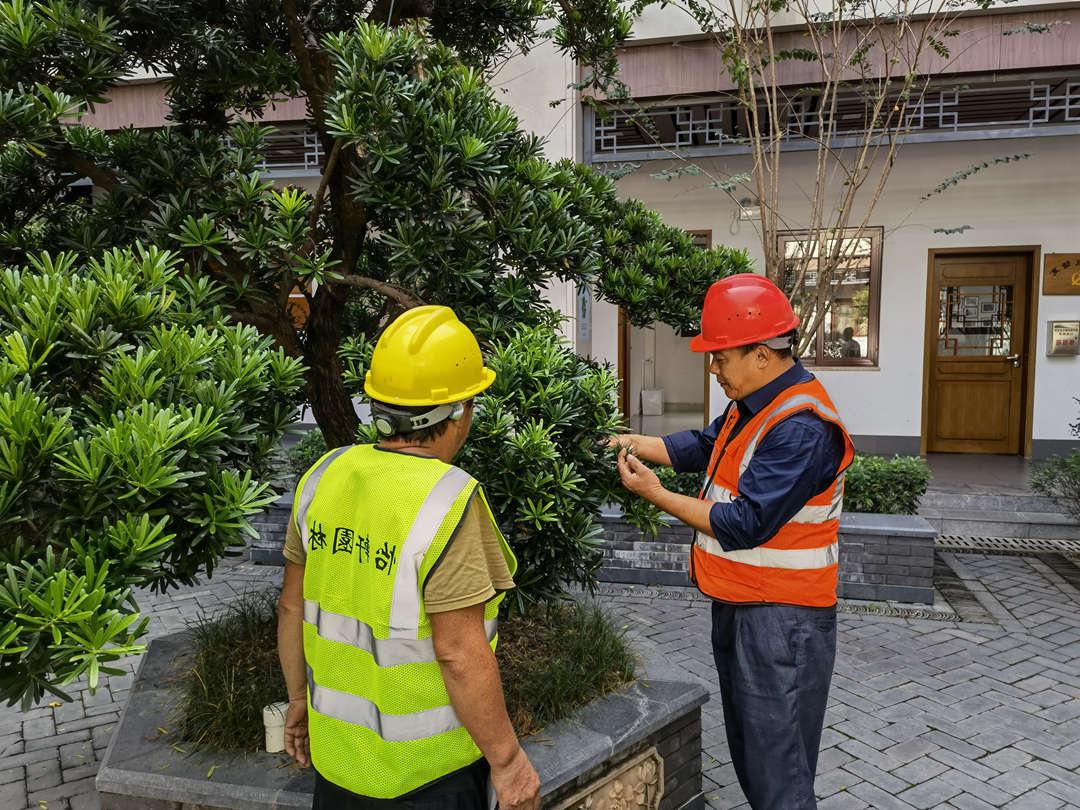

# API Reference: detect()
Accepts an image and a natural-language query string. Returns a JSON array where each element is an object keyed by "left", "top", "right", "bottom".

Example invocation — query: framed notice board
[{"left": 1044, "top": 254, "right": 1080, "bottom": 295}]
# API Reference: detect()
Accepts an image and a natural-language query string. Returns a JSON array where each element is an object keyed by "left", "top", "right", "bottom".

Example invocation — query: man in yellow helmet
[{"left": 276, "top": 306, "right": 540, "bottom": 810}]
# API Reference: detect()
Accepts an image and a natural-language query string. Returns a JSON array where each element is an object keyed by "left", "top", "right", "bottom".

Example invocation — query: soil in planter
[{"left": 176, "top": 591, "right": 636, "bottom": 750}]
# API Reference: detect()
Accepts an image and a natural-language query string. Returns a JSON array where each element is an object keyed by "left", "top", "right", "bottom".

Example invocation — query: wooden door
[{"left": 926, "top": 253, "right": 1030, "bottom": 454}]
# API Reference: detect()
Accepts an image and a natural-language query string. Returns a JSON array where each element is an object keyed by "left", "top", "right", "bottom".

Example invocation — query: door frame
[
  {"left": 616, "top": 311, "right": 714, "bottom": 428},
  {"left": 920, "top": 246, "right": 1041, "bottom": 457},
  {"left": 619, "top": 229, "right": 716, "bottom": 428}
]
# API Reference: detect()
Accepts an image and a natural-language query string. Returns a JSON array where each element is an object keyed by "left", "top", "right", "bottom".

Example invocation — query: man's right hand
[
  {"left": 605, "top": 433, "right": 672, "bottom": 467},
  {"left": 489, "top": 746, "right": 540, "bottom": 810}
]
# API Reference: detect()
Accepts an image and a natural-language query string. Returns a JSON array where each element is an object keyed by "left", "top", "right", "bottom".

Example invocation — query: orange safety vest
[{"left": 691, "top": 378, "right": 855, "bottom": 608}]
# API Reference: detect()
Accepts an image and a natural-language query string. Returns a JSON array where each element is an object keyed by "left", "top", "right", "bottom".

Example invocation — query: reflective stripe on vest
[
  {"left": 693, "top": 532, "right": 839, "bottom": 569},
  {"left": 307, "top": 667, "right": 463, "bottom": 742},
  {"left": 304, "top": 600, "right": 497, "bottom": 667},
  {"left": 701, "top": 478, "right": 843, "bottom": 525},
  {"left": 297, "top": 445, "right": 352, "bottom": 551},
  {"left": 388, "top": 466, "right": 474, "bottom": 638}
]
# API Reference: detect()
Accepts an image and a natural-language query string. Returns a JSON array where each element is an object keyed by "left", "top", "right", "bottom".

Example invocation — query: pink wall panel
[{"left": 613, "top": 8, "right": 1080, "bottom": 100}]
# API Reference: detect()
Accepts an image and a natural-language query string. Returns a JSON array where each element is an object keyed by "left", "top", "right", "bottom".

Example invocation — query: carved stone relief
[{"left": 550, "top": 747, "right": 665, "bottom": 810}]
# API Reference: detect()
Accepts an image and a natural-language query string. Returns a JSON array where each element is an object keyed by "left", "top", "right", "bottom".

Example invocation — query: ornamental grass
[{"left": 177, "top": 591, "right": 636, "bottom": 750}]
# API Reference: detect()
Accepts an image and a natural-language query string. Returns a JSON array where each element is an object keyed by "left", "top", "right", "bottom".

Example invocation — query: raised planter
[
  {"left": 599, "top": 510, "right": 937, "bottom": 604},
  {"left": 96, "top": 631, "right": 708, "bottom": 810},
  {"left": 248, "top": 492, "right": 292, "bottom": 566}
]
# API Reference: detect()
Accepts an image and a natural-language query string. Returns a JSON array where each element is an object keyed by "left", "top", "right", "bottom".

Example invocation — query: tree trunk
[{"left": 304, "top": 285, "right": 359, "bottom": 447}]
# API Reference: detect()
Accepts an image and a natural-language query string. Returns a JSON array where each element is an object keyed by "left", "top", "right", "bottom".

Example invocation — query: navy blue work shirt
[{"left": 661, "top": 360, "right": 845, "bottom": 552}]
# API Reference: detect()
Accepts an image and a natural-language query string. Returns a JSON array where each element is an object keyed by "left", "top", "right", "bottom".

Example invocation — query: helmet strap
[
  {"left": 763, "top": 332, "right": 796, "bottom": 351},
  {"left": 372, "top": 402, "right": 466, "bottom": 437}
]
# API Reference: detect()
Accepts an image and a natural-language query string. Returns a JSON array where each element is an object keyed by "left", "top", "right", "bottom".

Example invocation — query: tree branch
[
  {"left": 49, "top": 137, "right": 123, "bottom": 192},
  {"left": 283, "top": 0, "right": 328, "bottom": 132},
  {"left": 303, "top": 0, "right": 330, "bottom": 30},
  {"left": 327, "top": 274, "right": 425, "bottom": 308},
  {"left": 307, "top": 139, "right": 343, "bottom": 241}
]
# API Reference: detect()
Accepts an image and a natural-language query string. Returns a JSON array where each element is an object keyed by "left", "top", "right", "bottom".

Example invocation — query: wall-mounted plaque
[
  {"left": 1043, "top": 254, "right": 1080, "bottom": 295},
  {"left": 1047, "top": 320, "right": 1080, "bottom": 356}
]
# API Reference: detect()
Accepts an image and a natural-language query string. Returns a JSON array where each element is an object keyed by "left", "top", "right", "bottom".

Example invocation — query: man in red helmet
[{"left": 611, "top": 274, "right": 854, "bottom": 810}]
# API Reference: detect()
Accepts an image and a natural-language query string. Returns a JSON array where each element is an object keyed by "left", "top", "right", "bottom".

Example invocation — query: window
[
  {"left": 779, "top": 228, "right": 882, "bottom": 366},
  {"left": 687, "top": 229, "right": 712, "bottom": 250}
]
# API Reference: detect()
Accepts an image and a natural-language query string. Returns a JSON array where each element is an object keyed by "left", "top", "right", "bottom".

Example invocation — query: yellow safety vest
[{"left": 292, "top": 444, "right": 517, "bottom": 798}]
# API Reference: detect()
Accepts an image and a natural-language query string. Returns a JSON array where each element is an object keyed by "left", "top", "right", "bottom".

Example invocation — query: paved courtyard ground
[{"left": 1, "top": 549, "right": 1078, "bottom": 810}]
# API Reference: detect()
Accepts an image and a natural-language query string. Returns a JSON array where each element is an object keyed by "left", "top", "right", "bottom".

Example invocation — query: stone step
[
  {"left": 919, "top": 490, "right": 1063, "bottom": 513},
  {"left": 916, "top": 506, "right": 1079, "bottom": 540}
]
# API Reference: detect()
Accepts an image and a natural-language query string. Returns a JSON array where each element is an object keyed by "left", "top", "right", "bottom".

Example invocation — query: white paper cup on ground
[{"left": 263, "top": 701, "right": 289, "bottom": 753}]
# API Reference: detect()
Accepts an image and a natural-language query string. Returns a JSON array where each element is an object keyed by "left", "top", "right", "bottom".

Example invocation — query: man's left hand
[
  {"left": 283, "top": 698, "right": 311, "bottom": 767},
  {"left": 617, "top": 449, "right": 664, "bottom": 502}
]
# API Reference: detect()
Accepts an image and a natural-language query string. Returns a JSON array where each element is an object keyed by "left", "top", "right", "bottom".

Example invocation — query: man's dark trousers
[
  {"left": 312, "top": 759, "right": 490, "bottom": 810},
  {"left": 711, "top": 601, "right": 837, "bottom": 810}
]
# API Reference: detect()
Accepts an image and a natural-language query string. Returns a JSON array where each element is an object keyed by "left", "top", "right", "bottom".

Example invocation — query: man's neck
[
  {"left": 379, "top": 437, "right": 454, "bottom": 464},
  {"left": 739, "top": 358, "right": 798, "bottom": 404}
]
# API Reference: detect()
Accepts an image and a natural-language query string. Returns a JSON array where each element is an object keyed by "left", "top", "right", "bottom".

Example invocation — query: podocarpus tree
[
  {"left": 0, "top": 247, "right": 305, "bottom": 708},
  {"left": 1, "top": 0, "right": 740, "bottom": 443},
  {"left": 1, "top": 0, "right": 751, "bottom": 687}
]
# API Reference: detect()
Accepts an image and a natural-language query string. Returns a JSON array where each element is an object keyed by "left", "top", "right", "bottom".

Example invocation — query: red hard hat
[{"left": 689, "top": 274, "right": 800, "bottom": 353}]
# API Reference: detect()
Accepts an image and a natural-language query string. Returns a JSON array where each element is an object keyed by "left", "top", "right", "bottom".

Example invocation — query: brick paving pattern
[{"left": 2, "top": 551, "right": 1079, "bottom": 809}]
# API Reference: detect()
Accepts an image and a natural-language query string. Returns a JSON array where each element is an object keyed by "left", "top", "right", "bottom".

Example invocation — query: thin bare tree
[{"left": 611, "top": 0, "right": 1048, "bottom": 356}]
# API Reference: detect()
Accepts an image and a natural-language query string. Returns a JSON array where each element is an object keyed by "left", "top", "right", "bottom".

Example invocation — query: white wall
[
  {"left": 626, "top": 323, "right": 704, "bottom": 414},
  {"left": 608, "top": 135, "right": 1080, "bottom": 443},
  {"left": 493, "top": 40, "right": 584, "bottom": 341}
]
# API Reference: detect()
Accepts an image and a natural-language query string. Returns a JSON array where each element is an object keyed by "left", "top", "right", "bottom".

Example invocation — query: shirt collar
[{"left": 738, "top": 359, "right": 813, "bottom": 417}]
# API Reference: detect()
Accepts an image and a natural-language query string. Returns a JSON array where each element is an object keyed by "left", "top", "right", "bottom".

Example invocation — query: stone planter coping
[
  {"left": 838, "top": 512, "right": 937, "bottom": 538},
  {"left": 97, "top": 631, "right": 708, "bottom": 809}
]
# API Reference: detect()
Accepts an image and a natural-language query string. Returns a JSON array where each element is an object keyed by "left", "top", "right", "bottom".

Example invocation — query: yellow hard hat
[{"left": 364, "top": 306, "right": 496, "bottom": 406}]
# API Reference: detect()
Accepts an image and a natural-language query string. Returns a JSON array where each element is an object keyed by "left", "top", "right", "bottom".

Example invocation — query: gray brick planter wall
[
  {"left": 251, "top": 498, "right": 935, "bottom": 604},
  {"left": 97, "top": 633, "right": 708, "bottom": 810},
  {"left": 836, "top": 513, "right": 936, "bottom": 604},
  {"left": 598, "top": 512, "right": 936, "bottom": 604},
  {"left": 248, "top": 492, "right": 292, "bottom": 565}
]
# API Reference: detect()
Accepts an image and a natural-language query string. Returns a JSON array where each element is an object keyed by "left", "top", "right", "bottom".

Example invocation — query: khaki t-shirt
[{"left": 283, "top": 494, "right": 514, "bottom": 613}]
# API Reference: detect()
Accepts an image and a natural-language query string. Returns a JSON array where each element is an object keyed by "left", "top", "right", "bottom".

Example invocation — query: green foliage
[
  {"left": 288, "top": 428, "right": 329, "bottom": 478},
  {"left": 497, "top": 601, "right": 636, "bottom": 737},
  {"left": 455, "top": 327, "right": 625, "bottom": 606},
  {"left": 1031, "top": 452, "right": 1080, "bottom": 523},
  {"left": 922, "top": 154, "right": 1031, "bottom": 200},
  {"left": 178, "top": 591, "right": 634, "bottom": 748},
  {"left": 843, "top": 455, "right": 932, "bottom": 515},
  {"left": 176, "top": 589, "right": 284, "bottom": 752},
  {"left": 650, "top": 164, "right": 702, "bottom": 182},
  {"left": 2, "top": 7, "right": 748, "bottom": 657},
  {"left": 657, "top": 465, "right": 705, "bottom": 498},
  {"left": 1030, "top": 397, "right": 1080, "bottom": 521},
  {"left": 0, "top": 247, "right": 305, "bottom": 708}
]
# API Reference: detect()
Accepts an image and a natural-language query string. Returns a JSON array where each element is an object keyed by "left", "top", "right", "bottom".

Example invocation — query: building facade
[
  {"left": 506, "top": 1, "right": 1080, "bottom": 459},
  {"left": 80, "top": 3, "right": 1080, "bottom": 458}
]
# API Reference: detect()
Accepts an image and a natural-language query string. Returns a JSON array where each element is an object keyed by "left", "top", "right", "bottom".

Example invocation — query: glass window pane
[
  {"left": 937, "top": 285, "right": 1013, "bottom": 357},
  {"left": 784, "top": 234, "right": 873, "bottom": 362}
]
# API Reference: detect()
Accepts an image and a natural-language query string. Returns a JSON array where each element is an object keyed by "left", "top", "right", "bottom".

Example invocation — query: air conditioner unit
[{"left": 640, "top": 389, "right": 664, "bottom": 416}]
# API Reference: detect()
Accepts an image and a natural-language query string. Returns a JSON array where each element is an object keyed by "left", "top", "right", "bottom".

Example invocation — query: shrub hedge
[{"left": 843, "top": 454, "right": 932, "bottom": 515}]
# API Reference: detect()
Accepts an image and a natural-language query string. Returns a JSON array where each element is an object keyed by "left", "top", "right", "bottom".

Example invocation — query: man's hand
[
  {"left": 489, "top": 745, "right": 540, "bottom": 810},
  {"left": 283, "top": 698, "right": 310, "bottom": 767},
  {"left": 617, "top": 448, "right": 664, "bottom": 502},
  {"left": 605, "top": 434, "right": 672, "bottom": 467}
]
